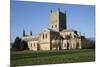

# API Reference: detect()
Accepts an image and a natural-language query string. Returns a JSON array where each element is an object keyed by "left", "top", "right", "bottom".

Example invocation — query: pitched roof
[{"left": 22, "top": 35, "right": 39, "bottom": 41}]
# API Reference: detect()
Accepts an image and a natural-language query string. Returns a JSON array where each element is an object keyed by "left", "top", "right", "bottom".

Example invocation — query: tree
[
  {"left": 82, "top": 38, "right": 95, "bottom": 49},
  {"left": 20, "top": 40, "right": 28, "bottom": 50},
  {"left": 11, "top": 36, "right": 28, "bottom": 51},
  {"left": 12, "top": 36, "right": 21, "bottom": 51}
]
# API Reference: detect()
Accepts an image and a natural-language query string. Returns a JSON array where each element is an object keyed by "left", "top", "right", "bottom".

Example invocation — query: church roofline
[{"left": 41, "top": 28, "right": 59, "bottom": 33}]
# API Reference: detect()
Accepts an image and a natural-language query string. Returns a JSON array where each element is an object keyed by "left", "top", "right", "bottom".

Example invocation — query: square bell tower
[{"left": 50, "top": 8, "right": 67, "bottom": 32}]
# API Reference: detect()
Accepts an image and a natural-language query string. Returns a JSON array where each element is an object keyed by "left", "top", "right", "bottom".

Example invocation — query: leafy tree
[
  {"left": 12, "top": 36, "right": 21, "bottom": 51},
  {"left": 20, "top": 40, "right": 28, "bottom": 50},
  {"left": 11, "top": 36, "right": 28, "bottom": 51},
  {"left": 82, "top": 38, "right": 95, "bottom": 49}
]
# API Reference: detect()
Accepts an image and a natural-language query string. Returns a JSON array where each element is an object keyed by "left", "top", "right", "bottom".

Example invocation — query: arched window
[
  {"left": 34, "top": 42, "right": 35, "bottom": 47},
  {"left": 43, "top": 34, "right": 44, "bottom": 39},
  {"left": 46, "top": 33, "right": 47, "bottom": 39},
  {"left": 64, "top": 43, "right": 66, "bottom": 47},
  {"left": 31, "top": 43, "right": 32, "bottom": 47},
  {"left": 76, "top": 43, "right": 79, "bottom": 49},
  {"left": 67, "top": 42, "right": 69, "bottom": 50}
]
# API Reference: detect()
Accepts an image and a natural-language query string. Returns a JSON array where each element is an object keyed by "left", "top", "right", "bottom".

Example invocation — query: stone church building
[{"left": 21, "top": 9, "right": 84, "bottom": 51}]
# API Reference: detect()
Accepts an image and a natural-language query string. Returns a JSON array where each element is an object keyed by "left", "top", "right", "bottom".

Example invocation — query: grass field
[{"left": 11, "top": 49, "right": 95, "bottom": 66}]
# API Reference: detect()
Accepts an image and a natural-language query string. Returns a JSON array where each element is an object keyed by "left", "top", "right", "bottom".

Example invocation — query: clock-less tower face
[
  {"left": 50, "top": 11, "right": 59, "bottom": 31},
  {"left": 50, "top": 10, "right": 66, "bottom": 32}
]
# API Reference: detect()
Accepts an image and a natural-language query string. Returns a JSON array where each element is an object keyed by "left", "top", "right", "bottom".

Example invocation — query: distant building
[{"left": 21, "top": 9, "right": 85, "bottom": 51}]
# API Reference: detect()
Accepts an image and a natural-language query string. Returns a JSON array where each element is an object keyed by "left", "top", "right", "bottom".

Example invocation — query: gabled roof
[
  {"left": 61, "top": 29, "right": 78, "bottom": 35},
  {"left": 41, "top": 28, "right": 59, "bottom": 33},
  {"left": 67, "top": 29, "right": 77, "bottom": 32},
  {"left": 26, "top": 37, "right": 39, "bottom": 41},
  {"left": 22, "top": 35, "right": 39, "bottom": 41}
]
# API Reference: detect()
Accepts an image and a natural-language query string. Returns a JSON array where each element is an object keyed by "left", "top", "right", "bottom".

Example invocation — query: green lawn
[{"left": 11, "top": 49, "right": 95, "bottom": 66}]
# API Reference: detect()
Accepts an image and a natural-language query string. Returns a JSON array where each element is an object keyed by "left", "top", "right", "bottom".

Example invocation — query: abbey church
[{"left": 21, "top": 9, "right": 85, "bottom": 51}]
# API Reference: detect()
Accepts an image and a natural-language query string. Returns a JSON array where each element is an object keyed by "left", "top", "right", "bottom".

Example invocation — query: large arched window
[
  {"left": 67, "top": 42, "right": 69, "bottom": 50},
  {"left": 31, "top": 43, "right": 32, "bottom": 47},
  {"left": 34, "top": 42, "right": 35, "bottom": 47},
  {"left": 76, "top": 43, "right": 79, "bottom": 49},
  {"left": 64, "top": 43, "right": 66, "bottom": 47},
  {"left": 46, "top": 33, "right": 47, "bottom": 39},
  {"left": 43, "top": 34, "right": 44, "bottom": 39}
]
